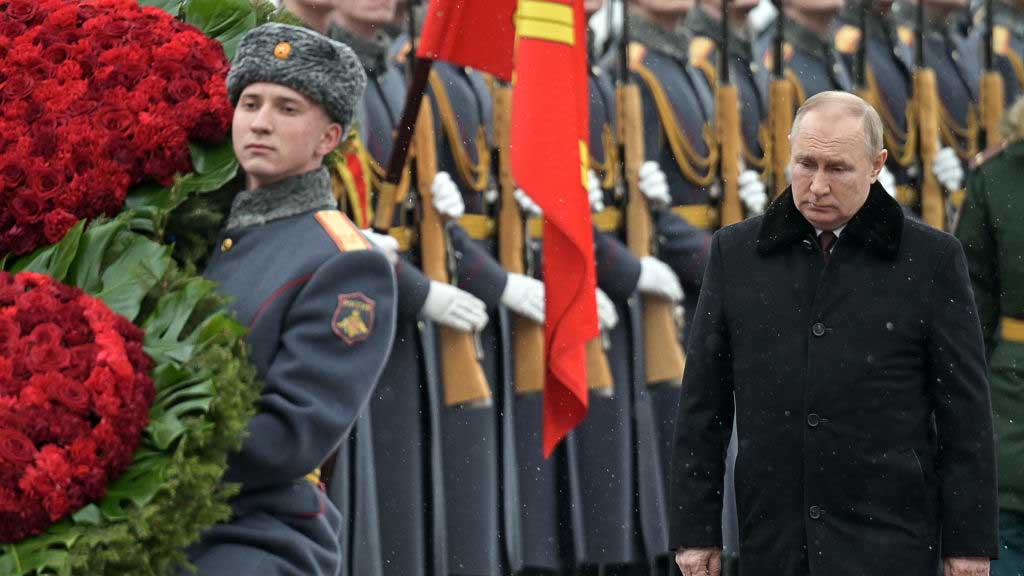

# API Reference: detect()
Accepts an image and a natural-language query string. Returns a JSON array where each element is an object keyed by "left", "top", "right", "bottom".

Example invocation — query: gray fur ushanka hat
[{"left": 227, "top": 23, "right": 367, "bottom": 131}]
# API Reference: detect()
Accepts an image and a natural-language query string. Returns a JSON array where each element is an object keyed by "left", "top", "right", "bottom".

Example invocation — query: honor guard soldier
[
  {"left": 895, "top": 0, "right": 976, "bottom": 207},
  {"left": 425, "top": 60, "right": 547, "bottom": 576},
  {"left": 975, "top": 0, "right": 1024, "bottom": 106},
  {"left": 622, "top": 1, "right": 733, "bottom": 573},
  {"left": 833, "top": 0, "right": 965, "bottom": 215},
  {"left": 957, "top": 97, "right": 1024, "bottom": 576},
  {"left": 764, "top": 0, "right": 853, "bottom": 101},
  {"left": 835, "top": 0, "right": 918, "bottom": 206},
  {"left": 329, "top": 1, "right": 493, "bottom": 574},
  {"left": 625, "top": 0, "right": 722, "bottom": 530},
  {"left": 185, "top": 24, "right": 397, "bottom": 576},
  {"left": 686, "top": 0, "right": 772, "bottom": 194}
]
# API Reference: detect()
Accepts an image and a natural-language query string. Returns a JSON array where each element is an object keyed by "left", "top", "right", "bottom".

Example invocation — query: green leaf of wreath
[{"left": 184, "top": 0, "right": 257, "bottom": 60}]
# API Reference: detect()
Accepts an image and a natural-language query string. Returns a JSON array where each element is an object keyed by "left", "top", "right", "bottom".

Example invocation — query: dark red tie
[{"left": 819, "top": 231, "right": 837, "bottom": 262}]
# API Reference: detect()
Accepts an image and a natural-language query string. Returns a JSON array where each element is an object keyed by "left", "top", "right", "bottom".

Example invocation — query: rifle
[
  {"left": 913, "top": 0, "right": 944, "bottom": 229},
  {"left": 853, "top": 0, "right": 869, "bottom": 98},
  {"left": 413, "top": 97, "right": 492, "bottom": 406},
  {"left": 769, "top": 0, "right": 793, "bottom": 198},
  {"left": 980, "top": 0, "right": 1005, "bottom": 149},
  {"left": 717, "top": 0, "right": 744, "bottom": 226},
  {"left": 493, "top": 86, "right": 547, "bottom": 395},
  {"left": 617, "top": 0, "right": 687, "bottom": 385}
]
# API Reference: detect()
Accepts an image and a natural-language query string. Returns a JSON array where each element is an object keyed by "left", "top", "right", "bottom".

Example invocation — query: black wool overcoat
[{"left": 668, "top": 183, "right": 999, "bottom": 575}]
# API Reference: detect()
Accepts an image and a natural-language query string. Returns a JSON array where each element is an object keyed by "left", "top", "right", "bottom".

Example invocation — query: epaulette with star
[
  {"left": 394, "top": 39, "right": 412, "bottom": 65},
  {"left": 689, "top": 36, "right": 718, "bottom": 85},
  {"left": 762, "top": 42, "right": 795, "bottom": 73},
  {"left": 897, "top": 25, "right": 914, "bottom": 48},
  {"left": 689, "top": 36, "right": 716, "bottom": 68},
  {"left": 834, "top": 24, "right": 862, "bottom": 56},
  {"left": 628, "top": 41, "right": 647, "bottom": 70}
]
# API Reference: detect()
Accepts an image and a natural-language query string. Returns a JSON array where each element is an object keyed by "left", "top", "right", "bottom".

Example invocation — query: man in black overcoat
[{"left": 669, "top": 91, "right": 999, "bottom": 576}]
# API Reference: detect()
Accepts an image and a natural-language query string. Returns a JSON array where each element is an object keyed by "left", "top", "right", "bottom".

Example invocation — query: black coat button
[
  {"left": 809, "top": 505, "right": 822, "bottom": 520},
  {"left": 807, "top": 413, "right": 820, "bottom": 427},
  {"left": 812, "top": 322, "right": 826, "bottom": 337}
]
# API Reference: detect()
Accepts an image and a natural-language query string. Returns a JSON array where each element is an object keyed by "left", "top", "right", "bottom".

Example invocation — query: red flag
[
  {"left": 510, "top": 0, "right": 596, "bottom": 457},
  {"left": 416, "top": 0, "right": 518, "bottom": 81}
]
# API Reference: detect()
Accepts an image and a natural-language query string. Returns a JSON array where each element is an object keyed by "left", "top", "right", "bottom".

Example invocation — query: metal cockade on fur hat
[{"left": 226, "top": 23, "right": 367, "bottom": 132}]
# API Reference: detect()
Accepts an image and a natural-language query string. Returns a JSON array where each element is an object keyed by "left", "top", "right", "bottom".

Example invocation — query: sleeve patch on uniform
[{"left": 333, "top": 293, "right": 376, "bottom": 345}]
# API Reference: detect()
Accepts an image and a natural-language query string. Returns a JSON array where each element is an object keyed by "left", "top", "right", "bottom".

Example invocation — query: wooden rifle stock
[
  {"left": 913, "top": 69, "right": 944, "bottom": 230},
  {"left": 618, "top": 84, "right": 686, "bottom": 385},
  {"left": 981, "top": 0, "right": 1004, "bottom": 150},
  {"left": 717, "top": 84, "right": 743, "bottom": 226},
  {"left": 769, "top": 79, "right": 793, "bottom": 198},
  {"left": 981, "top": 72, "right": 1005, "bottom": 149},
  {"left": 414, "top": 99, "right": 491, "bottom": 406},
  {"left": 493, "top": 87, "right": 548, "bottom": 395}
]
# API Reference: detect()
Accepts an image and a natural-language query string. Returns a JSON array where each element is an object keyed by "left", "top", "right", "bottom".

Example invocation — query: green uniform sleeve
[{"left": 956, "top": 169, "right": 1001, "bottom": 355}]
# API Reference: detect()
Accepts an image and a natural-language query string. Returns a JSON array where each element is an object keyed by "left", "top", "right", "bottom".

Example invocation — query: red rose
[
  {"left": 1, "top": 75, "right": 34, "bottom": 101},
  {"left": 41, "top": 44, "right": 70, "bottom": 65},
  {"left": 67, "top": 97, "right": 98, "bottom": 117},
  {"left": 0, "top": 317, "right": 19, "bottom": 350},
  {"left": 76, "top": 3, "right": 99, "bottom": 21},
  {"left": 48, "top": 374, "right": 91, "bottom": 413},
  {"left": 10, "top": 191, "right": 46, "bottom": 223},
  {"left": 0, "top": 429, "right": 37, "bottom": 464},
  {"left": 29, "top": 167, "right": 62, "bottom": 197},
  {"left": 0, "top": 161, "right": 27, "bottom": 189},
  {"left": 0, "top": 21, "right": 27, "bottom": 39},
  {"left": 165, "top": 78, "right": 201, "bottom": 103},
  {"left": 6, "top": 0, "right": 39, "bottom": 23},
  {"left": 152, "top": 60, "right": 185, "bottom": 82},
  {"left": 30, "top": 130, "right": 59, "bottom": 158},
  {"left": 42, "top": 209, "right": 78, "bottom": 244},
  {"left": 93, "top": 106, "right": 133, "bottom": 134}
]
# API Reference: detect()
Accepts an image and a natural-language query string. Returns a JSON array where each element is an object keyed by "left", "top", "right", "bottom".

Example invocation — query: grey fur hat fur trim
[{"left": 227, "top": 23, "right": 367, "bottom": 130}]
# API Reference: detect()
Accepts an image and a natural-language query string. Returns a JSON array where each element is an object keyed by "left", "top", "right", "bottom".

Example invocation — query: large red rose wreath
[
  {"left": 0, "top": 0, "right": 284, "bottom": 573},
  {"left": 0, "top": 0, "right": 233, "bottom": 256},
  {"left": 0, "top": 271, "right": 155, "bottom": 542}
]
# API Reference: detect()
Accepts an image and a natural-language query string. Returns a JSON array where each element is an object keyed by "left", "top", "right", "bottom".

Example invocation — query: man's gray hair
[{"left": 790, "top": 91, "right": 884, "bottom": 157}]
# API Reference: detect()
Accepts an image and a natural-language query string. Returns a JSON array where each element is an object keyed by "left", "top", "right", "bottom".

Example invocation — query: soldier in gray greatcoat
[{"left": 181, "top": 23, "right": 397, "bottom": 576}]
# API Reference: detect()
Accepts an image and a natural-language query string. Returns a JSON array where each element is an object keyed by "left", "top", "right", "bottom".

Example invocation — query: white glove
[
  {"left": 588, "top": 170, "right": 605, "bottom": 213},
  {"left": 737, "top": 169, "right": 768, "bottom": 215},
  {"left": 422, "top": 281, "right": 489, "bottom": 332},
  {"left": 361, "top": 228, "right": 399, "bottom": 265},
  {"left": 502, "top": 272, "right": 545, "bottom": 324},
  {"left": 595, "top": 288, "right": 619, "bottom": 330},
  {"left": 876, "top": 165, "right": 897, "bottom": 199},
  {"left": 932, "top": 146, "right": 964, "bottom": 193},
  {"left": 431, "top": 171, "right": 465, "bottom": 219},
  {"left": 483, "top": 188, "right": 499, "bottom": 205},
  {"left": 514, "top": 188, "right": 543, "bottom": 217},
  {"left": 639, "top": 161, "right": 671, "bottom": 208},
  {"left": 636, "top": 256, "right": 683, "bottom": 302},
  {"left": 708, "top": 180, "right": 722, "bottom": 200}
]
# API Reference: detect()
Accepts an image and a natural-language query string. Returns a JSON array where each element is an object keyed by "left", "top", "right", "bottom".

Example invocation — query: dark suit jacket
[{"left": 669, "top": 183, "right": 999, "bottom": 575}]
